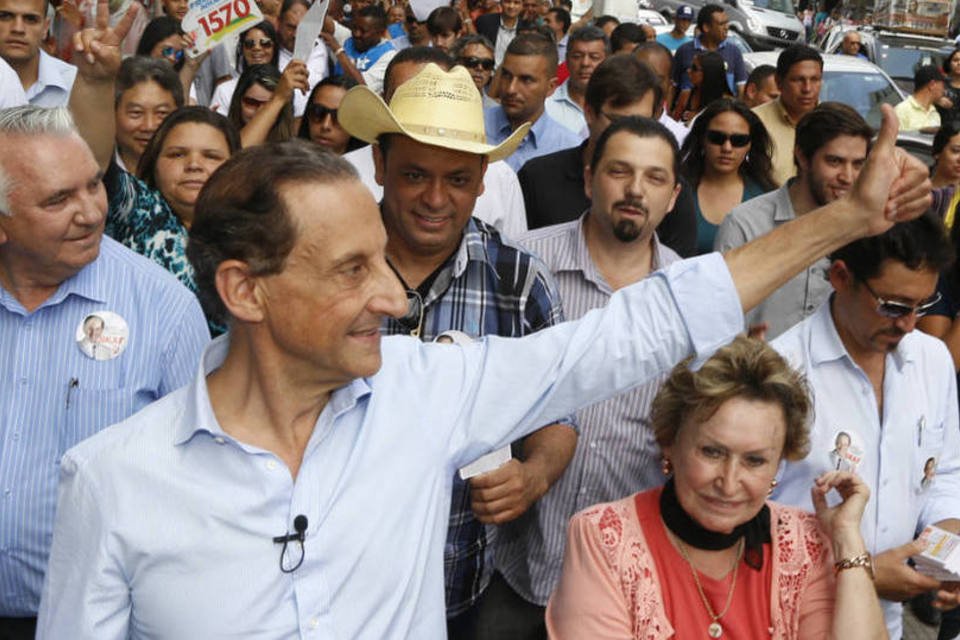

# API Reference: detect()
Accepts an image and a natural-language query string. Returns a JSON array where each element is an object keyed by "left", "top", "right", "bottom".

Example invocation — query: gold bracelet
[{"left": 834, "top": 552, "right": 874, "bottom": 581}]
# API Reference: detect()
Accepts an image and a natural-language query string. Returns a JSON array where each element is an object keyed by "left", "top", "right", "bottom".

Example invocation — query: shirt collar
[
  {"left": 693, "top": 36, "right": 727, "bottom": 50},
  {"left": 36, "top": 50, "right": 73, "bottom": 91},
  {"left": 908, "top": 95, "right": 932, "bottom": 113},
  {"left": 452, "top": 217, "right": 490, "bottom": 279},
  {"left": 809, "top": 296, "right": 914, "bottom": 369},
  {"left": 552, "top": 213, "right": 668, "bottom": 291},
  {"left": 772, "top": 182, "right": 797, "bottom": 222},
  {"left": 174, "top": 334, "right": 374, "bottom": 446},
  {"left": 0, "top": 237, "right": 111, "bottom": 314},
  {"left": 526, "top": 110, "right": 553, "bottom": 146}
]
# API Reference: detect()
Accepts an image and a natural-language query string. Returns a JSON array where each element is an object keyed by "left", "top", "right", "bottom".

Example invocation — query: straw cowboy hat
[{"left": 338, "top": 63, "right": 530, "bottom": 163}]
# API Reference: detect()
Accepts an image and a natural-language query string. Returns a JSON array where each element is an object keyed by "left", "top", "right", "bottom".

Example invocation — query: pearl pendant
[{"left": 708, "top": 622, "right": 723, "bottom": 638}]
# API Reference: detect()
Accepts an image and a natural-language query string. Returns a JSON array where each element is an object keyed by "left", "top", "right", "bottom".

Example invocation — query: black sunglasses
[
  {"left": 706, "top": 130, "right": 751, "bottom": 148},
  {"left": 306, "top": 103, "right": 338, "bottom": 123},
  {"left": 860, "top": 278, "right": 942, "bottom": 319},
  {"left": 458, "top": 56, "right": 495, "bottom": 71},
  {"left": 243, "top": 37, "right": 274, "bottom": 49}
]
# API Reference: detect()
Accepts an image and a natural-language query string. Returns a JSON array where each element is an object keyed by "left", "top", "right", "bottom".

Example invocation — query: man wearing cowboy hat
[
  {"left": 339, "top": 61, "right": 577, "bottom": 637},
  {"left": 37, "top": 49, "right": 936, "bottom": 640}
]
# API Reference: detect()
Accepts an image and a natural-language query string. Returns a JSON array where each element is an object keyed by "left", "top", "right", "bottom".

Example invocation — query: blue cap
[{"left": 677, "top": 5, "right": 694, "bottom": 19}]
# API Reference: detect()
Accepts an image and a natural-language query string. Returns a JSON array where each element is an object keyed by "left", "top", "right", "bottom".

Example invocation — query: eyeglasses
[
  {"left": 689, "top": 64, "right": 703, "bottom": 72},
  {"left": 160, "top": 46, "right": 184, "bottom": 62},
  {"left": 399, "top": 289, "right": 425, "bottom": 337},
  {"left": 860, "top": 278, "right": 941, "bottom": 318},
  {"left": 458, "top": 56, "right": 495, "bottom": 71},
  {"left": 306, "top": 103, "right": 338, "bottom": 123},
  {"left": 243, "top": 37, "right": 274, "bottom": 49},
  {"left": 241, "top": 95, "right": 270, "bottom": 109},
  {"left": 705, "top": 130, "right": 752, "bottom": 147}
]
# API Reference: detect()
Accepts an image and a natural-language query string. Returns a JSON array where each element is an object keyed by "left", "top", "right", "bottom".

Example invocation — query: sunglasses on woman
[
  {"left": 160, "top": 46, "right": 184, "bottom": 63},
  {"left": 243, "top": 37, "right": 274, "bottom": 49},
  {"left": 306, "top": 103, "right": 338, "bottom": 123},
  {"left": 458, "top": 56, "right": 495, "bottom": 71},
  {"left": 705, "top": 130, "right": 751, "bottom": 148}
]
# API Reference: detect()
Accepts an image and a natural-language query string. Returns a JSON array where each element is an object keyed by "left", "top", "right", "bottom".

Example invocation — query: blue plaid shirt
[{"left": 382, "top": 217, "right": 565, "bottom": 616}]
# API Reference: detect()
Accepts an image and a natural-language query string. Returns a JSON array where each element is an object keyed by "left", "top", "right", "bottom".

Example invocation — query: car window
[
  {"left": 821, "top": 70, "right": 903, "bottom": 129},
  {"left": 878, "top": 46, "right": 946, "bottom": 80},
  {"left": 752, "top": 0, "right": 795, "bottom": 13}
]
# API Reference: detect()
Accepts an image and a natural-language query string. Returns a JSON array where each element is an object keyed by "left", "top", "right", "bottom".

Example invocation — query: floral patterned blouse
[{"left": 104, "top": 160, "right": 223, "bottom": 336}]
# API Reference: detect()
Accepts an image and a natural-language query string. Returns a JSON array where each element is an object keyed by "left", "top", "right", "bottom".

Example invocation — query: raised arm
[
  {"left": 239, "top": 60, "right": 308, "bottom": 148},
  {"left": 810, "top": 471, "right": 888, "bottom": 640},
  {"left": 68, "top": 0, "right": 137, "bottom": 170},
  {"left": 724, "top": 104, "right": 932, "bottom": 313}
]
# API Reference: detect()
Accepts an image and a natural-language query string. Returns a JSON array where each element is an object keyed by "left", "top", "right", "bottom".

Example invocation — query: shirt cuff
[{"left": 662, "top": 252, "right": 744, "bottom": 362}]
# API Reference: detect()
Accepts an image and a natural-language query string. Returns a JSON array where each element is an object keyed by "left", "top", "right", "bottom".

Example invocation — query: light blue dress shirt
[
  {"left": 484, "top": 106, "right": 581, "bottom": 173},
  {"left": 0, "top": 236, "right": 209, "bottom": 617},
  {"left": 25, "top": 50, "right": 77, "bottom": 107},
  {"left": 544, "top": 81, "right": 588, "bottom": 140},
  {"left": 37, "top": 253, "right": 743, "bottom": 639},
  {"left": 771, "top": 300, "right": 960, "bottom": 639}
]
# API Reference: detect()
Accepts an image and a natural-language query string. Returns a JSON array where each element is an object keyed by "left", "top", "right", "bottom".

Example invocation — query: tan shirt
[{"left": 753, "top": 98, "right": 797, "bottom": 187}]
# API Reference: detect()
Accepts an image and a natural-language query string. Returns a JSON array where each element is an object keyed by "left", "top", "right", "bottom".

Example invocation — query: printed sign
[
  {"left": 293, "top": 0, "right": 330, "bottom": 61},
  {"left": 182, "top": 0, "right": 263, "bottom": 58}
]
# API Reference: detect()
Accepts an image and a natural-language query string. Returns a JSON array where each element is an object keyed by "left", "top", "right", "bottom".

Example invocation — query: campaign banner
[{"left": 183, "top": 0, "right": 263, "bottom": 57}]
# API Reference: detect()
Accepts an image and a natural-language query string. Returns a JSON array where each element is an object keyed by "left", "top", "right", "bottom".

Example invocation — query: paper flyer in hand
[
  {"left": 912, "top": 525, "right": 960, "bottom": 581},
  {"left": 293, "top": 0, "right": 330, "bottom": 62},
  {"left": 182, "top": 0, "right": 262, "bottom": 58},
  {"left": 459, "top": 445, "right": 512, "bottom": 480}
]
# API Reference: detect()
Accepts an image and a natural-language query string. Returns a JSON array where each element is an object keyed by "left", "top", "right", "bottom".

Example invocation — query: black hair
[
  {"left": 776, "top": 44, "right": 823, "bottom": 78},
  {"left": 585, "top": 54, "right": 662, "bottom": 116},
  {"left": 505, "top": 32, "right": 559, "bottom": 74},
  {"left": 609, "top": 23, "right": 645, "bottom": 52},
  {"left": 426, "top": 5, "right": 462, "bottom": 35},
  {"left": 226, "top": 64, "right": 294, "bottom": 143},
  {"left": 590, "top": 116, "right": 678, "bottom": 182},
  {"left": 296, "top": 76, "right": 364, "bottom": 153},
  {"left": 829, "top": 210, "right": 954, "bottom": 282},
  {"left": 383, "top": 46, "right": 454, "bottom": 98},
  {"left": 696, "top": 4, "right": 724, "bottom": 31},
  {"left": 679, "top": 97, "right": 776, "bottom": 191},
  {"left": 794, "top": 101, "right": 873, "bottom": 163},
  {"left": 547, "top": 7, "right": 571, "bottom": 33},
  {"left": 568, "top": 25, "right": 609, "bottom": 54},
  {"left": 116, "top": 55, "right": 185, "bottom": 108},
  {"left": 136, "top": 16, "right": 184, "bottom": 69},
  {"left": 235, "top": 20, "right": 280, "bottom": 74},
  {"left": 746, "top": 64, "right": 776, "bottom": 91},
  {"left": 695, "top": 51, "right": 732, "bottom": 106}
]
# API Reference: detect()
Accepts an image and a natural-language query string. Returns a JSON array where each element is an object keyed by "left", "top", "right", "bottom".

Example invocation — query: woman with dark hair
[
  {"left": 936, "top": 49, "right": 960, "bottom": 123},
  {"left": 672, "top": 51, "right": 732, "bottom": 125},
  {"left": 136, "top": 16, "right": 186, "bottom": 71},
  {"left": 297, "top": 76, "right": 363, "bottom": 154},
  {"left": 231, "top": 62, "right": 309, "bottom": 147},
  {"left": 680, "top": 98, "right": 776, "bottom": 254},
  {"left": 209, "top": 21, "right": 281, "bottom": 113},
  {"left": 103, "top": 107, "right": 241, "bottom": 333}
]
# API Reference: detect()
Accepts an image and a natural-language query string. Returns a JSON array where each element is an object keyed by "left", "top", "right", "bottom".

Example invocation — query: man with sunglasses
[
  {"left": 0, "top": 0, "right": 76, "bottom": 106},
  {"left": 716, "top": 103, "right": 872, "bottom": 340},
  {"left": 770, "top": 211, "right": 960, "bottom": 640}
]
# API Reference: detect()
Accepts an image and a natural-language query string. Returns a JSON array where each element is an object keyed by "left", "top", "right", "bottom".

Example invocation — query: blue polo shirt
[{"left": 671, "top": 36, "right": 747, "bottom": 94}]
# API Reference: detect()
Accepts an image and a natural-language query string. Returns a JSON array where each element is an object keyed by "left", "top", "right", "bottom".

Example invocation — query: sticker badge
[
  {"left": 922, "top": 457, "right": 938, "bottom": 490},
  {"left": 829, "top": 430, "right": 864, "bottom": 473},
  {"left": 76, "top": 311, "right": 129, "bottom": 361}
]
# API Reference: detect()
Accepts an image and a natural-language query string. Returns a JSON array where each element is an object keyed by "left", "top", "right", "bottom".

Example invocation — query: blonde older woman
[{"left": 547, "top": 337, "right": 886, "bottom": 639}]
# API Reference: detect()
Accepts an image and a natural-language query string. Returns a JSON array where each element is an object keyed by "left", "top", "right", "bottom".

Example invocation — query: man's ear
[
  {"left": 215, "top": 259, "right": 266, "bottom": 323},
  {"left": 827, "top": 259, "right": 853, "bottom": 293},
  {"left": 583, "top": 162, "right": 593, "bottom": 201}
]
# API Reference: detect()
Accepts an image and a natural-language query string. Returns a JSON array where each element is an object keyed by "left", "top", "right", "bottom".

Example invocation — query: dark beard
[{"left": 613, "top": 219, "right": 642, "bottom": 242}]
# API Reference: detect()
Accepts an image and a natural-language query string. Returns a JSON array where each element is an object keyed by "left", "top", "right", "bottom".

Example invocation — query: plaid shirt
[{"left": 382, "top": 217, "right": 565, "bottom": 616}]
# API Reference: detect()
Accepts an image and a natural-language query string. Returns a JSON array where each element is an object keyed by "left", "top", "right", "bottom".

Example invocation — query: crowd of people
[{"left": 1, "top": 0, "right": 960, "bottom": 637}]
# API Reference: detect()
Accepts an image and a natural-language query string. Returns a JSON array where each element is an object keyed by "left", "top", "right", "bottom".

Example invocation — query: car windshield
[
  {"left": 751, "top": 0, "right": 795, "bottom": 14},
  {"left": 878, "top": 46, "right": 946, "bottom": 80},
  {"left": 821, "top": 70, "right": 903, "bottom": 129}
]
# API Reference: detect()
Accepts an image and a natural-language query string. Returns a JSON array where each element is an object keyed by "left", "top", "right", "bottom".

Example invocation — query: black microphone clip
[{"left": 273, "top": 514, "right": 308, "bottom": 544}]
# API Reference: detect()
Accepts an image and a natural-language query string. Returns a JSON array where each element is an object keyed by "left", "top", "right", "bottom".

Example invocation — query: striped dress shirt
[
  {"left": 496, "top": 214, "right": 680, "bottom": 606},
  {"left": 0, "top": 237, "right": 209, "bottom": 616}
]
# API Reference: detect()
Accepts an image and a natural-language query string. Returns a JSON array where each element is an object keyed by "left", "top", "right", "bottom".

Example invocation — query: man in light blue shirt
[
  {"left": 771, "top": 213, "right": 960, "bottom": 639},
  {"left": 0, "top": 0, "right": 76, "bottom": 106},
  {"left": 37, "top": 98, "right": 935, "bottom": 637},
  {"left": 484, "top": 32, "right": 580, "bottom": 172},
  {"left": 0, "top": 106, "right": 209, "bottom": 637},
  {"left": 656, "top": 4, "right": 693, "bottom": 52},
  {"left": 545, "top": 26, "right": 607, "bottom": 138}
]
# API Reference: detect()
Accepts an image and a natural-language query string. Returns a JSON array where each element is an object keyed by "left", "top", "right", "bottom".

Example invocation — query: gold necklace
[{"left": 674, "top": 536, "right": 744, "bottom": 639}]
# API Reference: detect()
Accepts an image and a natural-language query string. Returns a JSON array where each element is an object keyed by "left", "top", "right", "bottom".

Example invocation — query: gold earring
[
  {"left": 768, "top": 478, "right": 778, "bottom": 496},
  {"left": 661, "top": 457, "right": 673, "bottom": 476}
]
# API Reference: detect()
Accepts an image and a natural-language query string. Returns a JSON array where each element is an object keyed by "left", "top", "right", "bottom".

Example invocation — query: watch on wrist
[{"left": 834, "top": 552, "right": 874, "bottom": 581}]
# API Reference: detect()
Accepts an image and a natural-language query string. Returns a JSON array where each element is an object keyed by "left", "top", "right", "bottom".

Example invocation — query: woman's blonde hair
[{"left": 650, "top": 336, "right": 812, "bottom": 461}]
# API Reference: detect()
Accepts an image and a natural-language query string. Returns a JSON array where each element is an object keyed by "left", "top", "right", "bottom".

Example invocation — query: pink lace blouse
[{"left": 546, "top": 488, "right": 836, "bottom": 639}]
